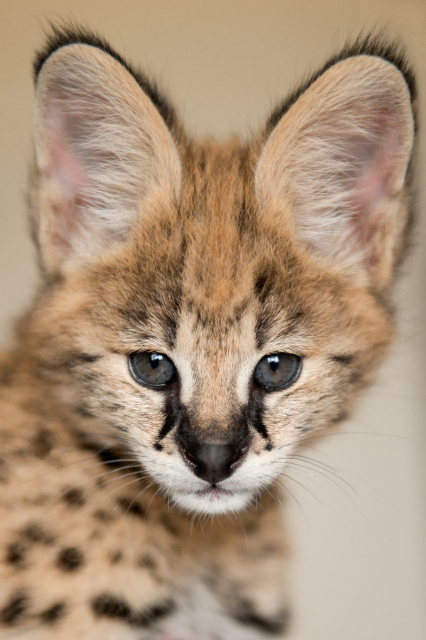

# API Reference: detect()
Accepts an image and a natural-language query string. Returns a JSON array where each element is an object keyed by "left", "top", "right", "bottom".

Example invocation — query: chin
[{"left": 170, "top": 486, "right": 254, "bottom": 515}]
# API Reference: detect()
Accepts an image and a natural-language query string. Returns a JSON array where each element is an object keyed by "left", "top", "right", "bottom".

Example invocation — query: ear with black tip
[
  {"left": 32, "top": 43, "right": 181, "bottom": 274},
  {"left": 255, "top": 54, "right": 415, "bottom": 290}
]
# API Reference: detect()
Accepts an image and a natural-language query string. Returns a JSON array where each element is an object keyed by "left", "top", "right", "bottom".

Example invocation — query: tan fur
[{"left": 0, "top": 30, "right": 415, "bottom": 639}]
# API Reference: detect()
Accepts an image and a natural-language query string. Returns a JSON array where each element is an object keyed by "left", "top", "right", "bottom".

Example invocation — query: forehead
[
  {"left": 176, "top": 140, "right": 304, "bottom": 315},
  {"left": 90, "top": 139, "right": 356, "bottom": 351}
]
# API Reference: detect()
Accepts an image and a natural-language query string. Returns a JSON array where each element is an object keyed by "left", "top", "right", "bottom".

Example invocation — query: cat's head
[{"left": 26, "top": 28, "right": 415, "bottom": 514}]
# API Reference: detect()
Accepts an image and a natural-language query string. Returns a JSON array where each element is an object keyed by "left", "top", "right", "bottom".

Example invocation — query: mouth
[
  {"left": 171, "top": 483, "right": 254, "bottom": 515},
  {"left": 195, "top": 485, "right": 233, "bottom": 498}
]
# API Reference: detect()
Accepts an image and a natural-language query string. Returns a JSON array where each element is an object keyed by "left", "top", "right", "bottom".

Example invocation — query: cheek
[
  {"left": 262, "top": 375, "right": 352, "bottom": 446},
  {"left": 75, "top": 354, "right": 167, "bottom": 442}
]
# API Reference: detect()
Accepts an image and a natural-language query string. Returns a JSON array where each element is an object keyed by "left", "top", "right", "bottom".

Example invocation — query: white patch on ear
[
  {"left": 34, "top": 44, "right": 181, "bottom": 272},
  {"left": 255, "top": 56, "right": 415, "bottom": 288}
]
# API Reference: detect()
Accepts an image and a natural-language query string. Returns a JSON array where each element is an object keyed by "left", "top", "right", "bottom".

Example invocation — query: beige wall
[{"left": 0, "top": 1, "right": 425, "bottom": 638}]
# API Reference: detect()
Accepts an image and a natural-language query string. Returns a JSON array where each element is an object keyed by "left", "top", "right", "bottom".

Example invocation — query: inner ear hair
[
  {"left": 255, "top": 48, "right": 415, "bottom": 291},
  {"left": 32, "top": 41, "right": 181, "bottom": 274}
]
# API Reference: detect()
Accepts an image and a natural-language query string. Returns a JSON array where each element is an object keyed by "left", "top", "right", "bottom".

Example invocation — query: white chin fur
[{"left": 170, "top": 488, "right": 254, "bottom": 515}]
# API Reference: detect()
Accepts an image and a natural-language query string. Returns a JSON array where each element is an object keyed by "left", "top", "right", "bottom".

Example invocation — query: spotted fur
[{"left": 0, "top": 25, "right": 416, "bottom": 639}]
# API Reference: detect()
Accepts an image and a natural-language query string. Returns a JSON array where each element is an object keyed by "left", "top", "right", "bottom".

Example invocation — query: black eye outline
[
  {"left": 128, "top": 352, "right": 177, "bottom": 389},
  {"left": 253, "top": 353, "right": 302, "bottom": 391}
]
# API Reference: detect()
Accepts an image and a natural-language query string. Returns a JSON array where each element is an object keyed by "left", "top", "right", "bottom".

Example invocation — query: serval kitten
[{"left": 0, "top": 26, "right": 416, "bottom": 640}]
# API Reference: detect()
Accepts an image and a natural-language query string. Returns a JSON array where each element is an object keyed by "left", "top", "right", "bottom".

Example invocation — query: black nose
[{"left": 180, "top": 442, "right": 248, "bottom": 485}]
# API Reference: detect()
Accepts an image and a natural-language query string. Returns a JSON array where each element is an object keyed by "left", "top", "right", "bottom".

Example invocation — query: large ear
[
  {"left": 255, "top": 54, "right": 415, "bottom": 290},
  {"left": 32, "top": 42, "right": 181, "bottom": 274}
]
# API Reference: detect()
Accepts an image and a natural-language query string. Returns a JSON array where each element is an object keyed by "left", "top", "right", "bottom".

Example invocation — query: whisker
[
  {"left": 123, "top": 482, "right": 155, "bottom": 515},
  {"left": 277, "top": 473, "right": 326, "bottom": 507},
  {"left": 285, "top": 460, "right": 357, "bottom": 497},
  {"left": 105, "top": 477, "right": 148, "bottom": 504},
  {"left": 270, "top": 479, "right": 311, "bottom": 532}
]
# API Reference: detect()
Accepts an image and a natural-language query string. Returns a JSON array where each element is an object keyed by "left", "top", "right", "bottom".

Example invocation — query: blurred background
[{"left": 0, "top": 1, "right": 425, "bottom": 638}]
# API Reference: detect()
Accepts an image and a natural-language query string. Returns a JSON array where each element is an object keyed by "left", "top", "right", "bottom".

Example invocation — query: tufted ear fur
[
  {"left": 32, "top": 43, "right": 181, "bottom": 274},
  {"left": 255, "top": 55, "right": 415, "bottom": 290}
]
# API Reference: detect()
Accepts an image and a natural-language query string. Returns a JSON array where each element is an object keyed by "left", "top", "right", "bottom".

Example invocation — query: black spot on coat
[
  {"left": 22, "top": 523, "right": 55, "bottom": 545},
  {"left": 117, "top": 497, "right": 146, "bottom": 519},
  {"left": 40, "top": 602, "right": 65, "bottom": 624},
  {"left": 62, "top": 487, "right": 85, "bottom": 507},
  {"left": 5, "top": 542, "right": 26, "bottom": 567},
  {"left": 32, "top": 429, "right": 54, "bottom": 458},
  {"left": 92, "top": 594, "right": 131, "bottom": 621},
  {"left": 0, "top": 592, "right": 28, "bottom": 626},
  {"left": 57, "top": 547, "right": 84, "bottom": 572},
  {"left": 92, "top": 594, "right": 175, "bottom": 627}
]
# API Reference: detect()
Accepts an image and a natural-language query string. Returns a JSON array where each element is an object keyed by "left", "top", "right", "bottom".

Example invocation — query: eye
[
  {"left": 253, "top": 353, "right": 301, "bottom": 390},
  {"left": 129, "top": 352, "right": 176, "bottom": 388}
]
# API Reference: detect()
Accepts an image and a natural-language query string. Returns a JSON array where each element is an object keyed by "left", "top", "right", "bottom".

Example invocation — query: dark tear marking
[
  {"left": 57, "top": 547, "right": 84, "bottom": 572},
  {"left": 248, "top": 394, "right": 269, "bottom": 440},
  {"left": 32, "top": 429, "right": 54, "bottom": 458},
  {"left": 22, "top": 523, "right": 55, "bottom": 545},
  {"left": 331, "top": 354, "right": 354, "bottom": 366},
  {"left": 91, "top": 593, "right": 175, "bottom": 627},
  {"left": 233, "top": 603, "right": 290, "bottom": 636},
  {"left": 154, "top": 442, "right": 163, "bottom": 451},
  {"left": 5, "top": 542, "right": 26, "bottom": 567},
  {"left": 0, "top": 592, "right": 28, "bottom": 626},
  {"left": 62, "top": 487, "right": 85, "bottom": 507},
  {"left": 157, "top": 391, "right": 181, "bottom": 442},
  {"left": 40, "top": 602, "right": 66, "bottom": 624},
  {"left": 265, "top": 441, "right": 273, "bottom": 451}
]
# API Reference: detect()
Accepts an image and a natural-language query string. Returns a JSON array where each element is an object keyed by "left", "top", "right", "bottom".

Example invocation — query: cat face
[{"left": 26, "top": 32, "right": 415, "bottom": 514}]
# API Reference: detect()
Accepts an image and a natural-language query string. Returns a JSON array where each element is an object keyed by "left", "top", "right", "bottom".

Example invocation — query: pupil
[
  {"left": 150, "top": 354, "right": 161, "bottom": 370},
  {"left": 269, "top": 356, "right": 279, "bottom": 373}
]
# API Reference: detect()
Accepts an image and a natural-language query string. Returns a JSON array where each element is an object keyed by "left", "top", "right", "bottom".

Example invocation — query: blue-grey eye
[
  {"left": 253, "top": 353, "right": 301, "bottom": 390},
  {"left": 129, "top": 352, "right": 176, "bottom": 387}
]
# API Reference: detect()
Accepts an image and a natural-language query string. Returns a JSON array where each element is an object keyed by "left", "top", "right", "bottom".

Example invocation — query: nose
[{"left": 180, "top": 441, "right": 248, "bottom": 485}]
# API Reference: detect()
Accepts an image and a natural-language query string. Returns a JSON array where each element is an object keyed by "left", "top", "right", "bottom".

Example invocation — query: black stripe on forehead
[
  {"left": 255, "top": 283, "right": 307, "bottom": 350},
  {"left": 115, "top": 273, "right": 185, "bottom": 351},
  {"left": 253, "top": 260, "right": 302, "bottom": 349}
]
